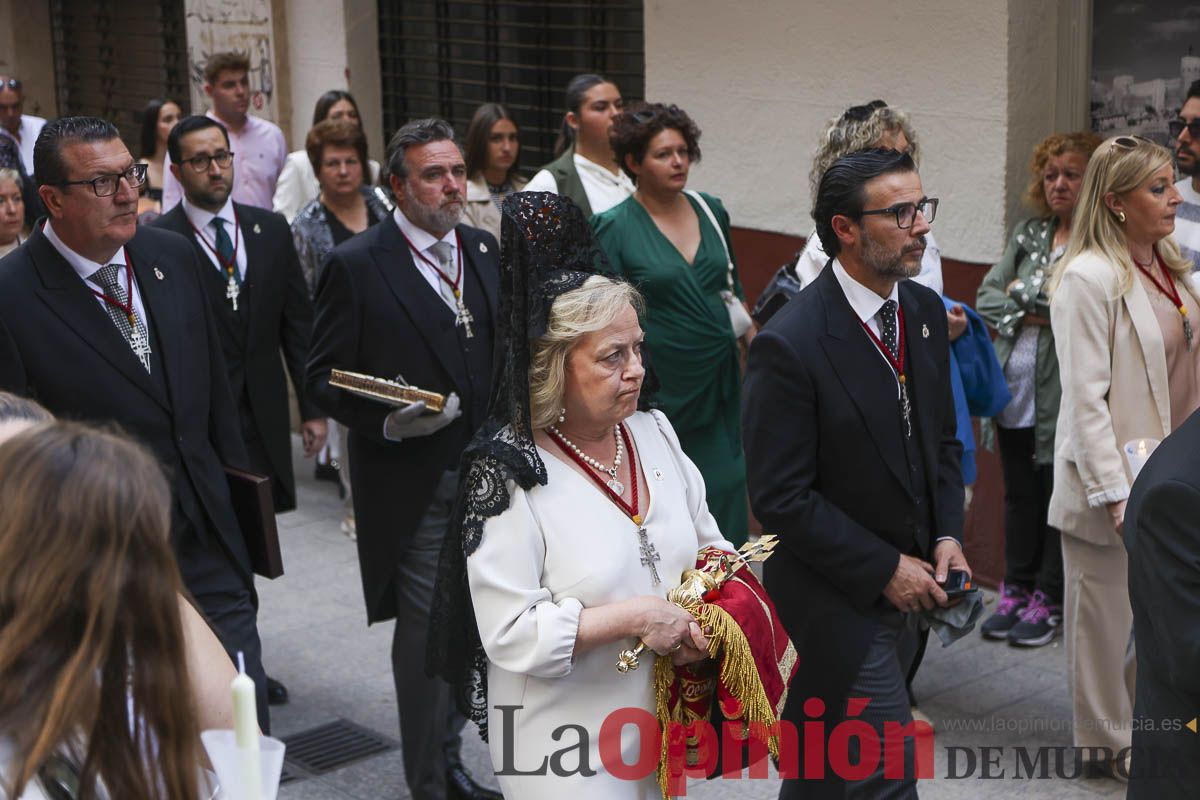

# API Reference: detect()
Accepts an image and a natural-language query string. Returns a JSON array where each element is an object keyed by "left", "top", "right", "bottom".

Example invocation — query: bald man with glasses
[{"left": 0, "top": 116, "right": 271, "bottom": 730}]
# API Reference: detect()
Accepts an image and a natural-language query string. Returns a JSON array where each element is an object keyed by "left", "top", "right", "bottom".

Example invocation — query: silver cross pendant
[
  {"left": 226, "top": 275, "right": 240, "bottom": 311},
  {"left": 637, "top": 527, "right": 661, "bottom": 585}
]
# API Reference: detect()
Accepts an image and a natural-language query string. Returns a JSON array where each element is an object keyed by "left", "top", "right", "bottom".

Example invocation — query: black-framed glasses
[
  {"left": 181, "top": 150, "right": 234, "bottom": 172},
  {"left": 858, "top": 197, "right": 938, "bottom": 229},
  {"left": 1169, "top": 118, "right": 1200, "bottom": 140},
  {"left": 58, "top": 163, "right": 147, "bottom": 197},
  {"left": 841, "top": 99, "right": 887, "bottom": 123}
]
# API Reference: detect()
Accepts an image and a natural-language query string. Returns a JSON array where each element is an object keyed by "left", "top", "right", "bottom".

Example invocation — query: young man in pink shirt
[{"left": 161, "top": 52, "right": 286, "bottom": 211}]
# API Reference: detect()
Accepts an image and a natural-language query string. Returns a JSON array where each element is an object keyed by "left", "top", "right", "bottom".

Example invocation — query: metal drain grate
[{"left": 281, "top": 719, "right": 397, "bottom": 778}]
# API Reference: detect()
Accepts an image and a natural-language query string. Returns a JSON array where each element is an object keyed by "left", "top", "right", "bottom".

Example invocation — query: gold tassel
[{"left": 652, "top": 604, "right": 781, "bottom": 798}]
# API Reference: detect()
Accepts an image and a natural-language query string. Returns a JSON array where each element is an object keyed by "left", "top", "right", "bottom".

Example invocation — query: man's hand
[
  {"left": 383, "top": 392, "right": 462, "bottom": 442},
  {"left": 947, "top": 305, "right": 968, "bottom": 342},
  {"left": 932, "top": 539, "right": 971, "bottom": 584},
  {"left": 301, "top": 418, "right": 328, "bottom": 458},
  {"left": 883, "top": 554, "right": 943, "bottom": 612}
]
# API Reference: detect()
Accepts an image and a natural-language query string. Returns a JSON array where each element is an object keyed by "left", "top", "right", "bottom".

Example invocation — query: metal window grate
[
  {"left": 281, "top": 719, "right": 397, "bottom": 777},
  {"left": 377, "top": 0, "right": 645, "bottom": 171},
  {"left": 50, "top": 0, "right": 189, "bottom": 154}
]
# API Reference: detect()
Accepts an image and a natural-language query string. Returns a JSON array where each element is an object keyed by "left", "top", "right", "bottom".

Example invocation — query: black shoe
[
  {"left": 266, "top": 676, "right": 289, "bottom": 705},
  {"left": 314, "top": 462, "right": 340, "bottom": 484},
  {"left": 446, "top": 763, "right": 502, "bottom": 799}
]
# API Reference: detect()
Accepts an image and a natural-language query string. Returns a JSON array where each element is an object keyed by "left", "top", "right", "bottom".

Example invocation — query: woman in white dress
[{"left": 428, "top": 193, "right": 736, "bottom": 799}]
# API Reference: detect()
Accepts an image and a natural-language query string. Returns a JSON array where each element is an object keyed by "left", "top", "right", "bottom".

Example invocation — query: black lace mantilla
[{"left": 426, "top": 193, "right": 661, "bottom": 739}]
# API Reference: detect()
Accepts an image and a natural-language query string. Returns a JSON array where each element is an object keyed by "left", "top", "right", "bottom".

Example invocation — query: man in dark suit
[
  {"left": 0, "top": 116, "right": 270, "bottom": 727},
  {"left": 1124, "top": 412, "right": 1200, "bottom": 797},
  {"left": 743, "top": 148, "right": 969, "bottom": 799},
  {"left": 154, "top": 115, "right": 326, "bottom": 708},
  {"left": 153, "top": 115, "right": 326, "bottom": 515},
  {"left": 307, "top": 118, "right": 499, "bottom": 800}
]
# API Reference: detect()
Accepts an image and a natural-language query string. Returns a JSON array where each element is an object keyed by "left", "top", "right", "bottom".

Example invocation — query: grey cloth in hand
[
  {"left": 383, "top": 392, "right": 462, "bottom": 441},
  {"left": 920, "top": 589, "right": 985, "bottom": 646}
]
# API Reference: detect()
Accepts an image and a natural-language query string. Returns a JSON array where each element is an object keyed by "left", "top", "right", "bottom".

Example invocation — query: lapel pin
[
  {"left": 154, "top": 267, "right": 165, "bottom": 280},
  {"left": 653, "top": 468, "right": 664, "bottom": 481},
  {"left": 253, "top": 223, "right": 262, "bottom": 234},
  {"left": 922, "top": 323, "right": 930, "bottom": 339},
  {"left": 479, "top": 242, "right": 488, "bottom": 253}
]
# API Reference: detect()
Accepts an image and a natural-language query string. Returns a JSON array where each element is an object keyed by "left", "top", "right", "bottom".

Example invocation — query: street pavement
[{"left": 264, "top": 437, "right": 1127, "bottom": 799}]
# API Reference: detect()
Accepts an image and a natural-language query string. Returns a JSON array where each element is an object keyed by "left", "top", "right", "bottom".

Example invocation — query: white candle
[{"left": 232, "top": 653, "right": 263, "bottom": 800}]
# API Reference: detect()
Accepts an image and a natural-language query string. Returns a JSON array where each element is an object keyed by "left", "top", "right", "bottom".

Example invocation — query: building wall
[
  {"left": 0, "top": 0, "right": 57, "bottom": 118},
  {"left": 644, "top": 0, "right": 1068, "bottom": 266},
  {"left": 283, "top": 0, "right": 350, "bottom": 148},
  {"left": 184, "top": 0, "right": 285, "bottom": 127}
]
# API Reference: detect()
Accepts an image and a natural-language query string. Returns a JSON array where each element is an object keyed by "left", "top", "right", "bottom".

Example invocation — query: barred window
[
  {"left": 377, "top": 0, "right": 644, "bottom": 171},
  {"left": 51, "top": 0, "right": 190, "bottom": 150}
]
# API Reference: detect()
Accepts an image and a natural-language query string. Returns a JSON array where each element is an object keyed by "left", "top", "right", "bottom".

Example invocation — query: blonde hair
[
  {"left": 1047, "top": 136, "right": 1190, "bottom": 297},
  {"left": 529, "top": 276, "right": 644, "bottom": 430},
  {"left": 808, "top": 104, "right": 921, "bottom": 202}
]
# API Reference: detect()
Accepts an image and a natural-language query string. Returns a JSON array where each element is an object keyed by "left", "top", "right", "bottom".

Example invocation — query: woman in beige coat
[
  {"left": 1048, "top": 135, "right": 1191, "bottom": 778},
  {"left": 462, "top": 103, "right": 527, "bottom": 242}
]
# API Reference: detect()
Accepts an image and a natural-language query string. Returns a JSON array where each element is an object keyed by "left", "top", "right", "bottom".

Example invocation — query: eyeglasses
[
  {"left": 1169, "top": 118, "right": 1200, "bottom": 140},
  {"left": 181, "top": 150, "right": 234, "bottom": 172},
  {"left": 58, "top": 163, "right": 147, "bottom": 197},
  {"left": 1109, "top": 134, "right": 1154, "bottom": 153},
  {"left": 0, "top": 78, "right": 20, "bottom": 92},
  {"left": 858, "top": 197, "right": 938, "bottom": 229},
  {"left": 841, "top": 100, "right": 887, "bottom": 123}
]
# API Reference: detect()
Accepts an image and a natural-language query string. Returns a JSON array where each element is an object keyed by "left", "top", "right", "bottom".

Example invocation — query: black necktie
[{"left": 877, "top": 299, "right": 898, "bottom": 359}]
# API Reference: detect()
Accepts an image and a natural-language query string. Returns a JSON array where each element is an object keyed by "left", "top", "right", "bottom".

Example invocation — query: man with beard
[
  {"left": 1171, "top": 80, "right": 1200, "bottom": 271},
  {"left": 307, "top": 118, "right": 500, "bottom": 800},
  {"left": 154, "top": 115, "right": 326, "bottom": 707},
  {"left": 743, "top": 148, "right": 970, "bottom": 798}
]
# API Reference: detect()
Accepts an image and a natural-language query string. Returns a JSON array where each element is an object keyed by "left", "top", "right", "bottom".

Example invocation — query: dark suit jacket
[
  {"left": 1124, "top": 408, "right": 1200, "bottom": 797},
  {"left": 742, "top": 264, "right": 962, "bottom": 786},
  {"left": 0, "top": 223, "right": 253, "bottom": 581},
  {"left": 306, "top": 216, "right": 499, "bottom": 623},
  {"left": 153, "top": 202, "right": 318, "bottom": 512}
]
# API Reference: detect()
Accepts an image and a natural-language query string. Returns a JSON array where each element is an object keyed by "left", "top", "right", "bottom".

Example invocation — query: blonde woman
[
  {"left": 1048, "top": 134, "right": 1191, "bottom": 779},
  {"left": 797, "top": 100, "right": 943, "bottom": 294}
]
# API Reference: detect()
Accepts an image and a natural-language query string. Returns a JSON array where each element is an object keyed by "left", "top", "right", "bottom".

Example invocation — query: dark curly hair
[{"left": 609, "top": 102, "right": 701, "bottom": 181}]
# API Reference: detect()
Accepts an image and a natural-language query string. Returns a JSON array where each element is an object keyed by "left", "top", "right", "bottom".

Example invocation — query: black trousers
[
  {"left": 175, "top": 515, "right": 269, "bottom": 732},
  {"left": 996, "top": 425, "right": 1063, "bottom": 603}
]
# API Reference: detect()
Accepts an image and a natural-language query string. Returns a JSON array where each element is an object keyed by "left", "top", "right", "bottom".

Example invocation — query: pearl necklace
[{"left": 547, "top": 423, "right": 626, "bottom": 495}]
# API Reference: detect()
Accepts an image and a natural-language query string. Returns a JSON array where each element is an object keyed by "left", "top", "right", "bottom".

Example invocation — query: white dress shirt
[
  {"left": 831, "top": 256, "right": 901, "bottom": 389},
  {"left": 393, "top": 207, "right": 463, "bottom": 314},
  {"left": 182, "top": 197, "right": 248, "bottom": 282},
  {"left": 524, "top": 153, "right": 635, "bottom": 216},
  {"left": 11, "top": 114, "right": 46, "bottom": 176},
  {"left": 42, "top": 221, "right": 147, "bottom": 325}
]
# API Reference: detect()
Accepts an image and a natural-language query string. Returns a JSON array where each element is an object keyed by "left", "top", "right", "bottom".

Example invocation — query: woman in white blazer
[{"left": 1048, "top": 134, "right": 1191, "bottom": 778}]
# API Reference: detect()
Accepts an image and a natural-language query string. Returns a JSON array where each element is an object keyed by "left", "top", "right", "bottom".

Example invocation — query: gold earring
[{"left": 1117, "top": 211, "right": 1126, "bottom": 223}]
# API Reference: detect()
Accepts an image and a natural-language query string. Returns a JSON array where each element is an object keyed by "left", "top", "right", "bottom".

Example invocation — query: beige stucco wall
[
  {"left": 644, "top": 0, "right": 1071, "bottom": 264},
  {"left": 282, "top": 0, "right": 349, "bottom": 149},
  {"left": 0, "top": 0, "right": 57, "bottom": 118}
]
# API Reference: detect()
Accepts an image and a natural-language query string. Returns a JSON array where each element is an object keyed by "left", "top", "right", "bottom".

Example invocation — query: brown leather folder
[{"left": 225, "top": 466, "right": 284, "bottom": 579}]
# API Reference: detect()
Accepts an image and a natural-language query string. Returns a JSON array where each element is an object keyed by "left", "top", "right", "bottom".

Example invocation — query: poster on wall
[
  {"left": 185, "top": 0, "right": 278, "bottom": 122},
  {"left": 1090, "top": 0, "right": 1200, "bottom": 144}
]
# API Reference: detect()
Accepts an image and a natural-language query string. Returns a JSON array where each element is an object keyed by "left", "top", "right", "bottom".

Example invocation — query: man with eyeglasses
[
  {"left": 743, "top": 148, "right": 970, "bottom": 798},
  {"left": 1171, "top": 79, "right": 1200, "bottom": 271},
  {"left": 0, "top": 116, "right": 272, "bottom": 730},
  {"left": 161, "top": 52, "right": 287, "bottom": 212},
  {"left": 0, "top": 76, "right": 46, "bottom": 177}
]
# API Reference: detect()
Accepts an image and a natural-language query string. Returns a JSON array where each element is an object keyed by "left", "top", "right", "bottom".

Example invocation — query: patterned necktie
[
  {"left": 89, "top": 264, "right": 152, "bottom": 373},
  {"left": 877, "top": 299, "right": 899, "bottom": 359},
  {"left": 212, "top": 217, "right": 240, "bottom": 285}
]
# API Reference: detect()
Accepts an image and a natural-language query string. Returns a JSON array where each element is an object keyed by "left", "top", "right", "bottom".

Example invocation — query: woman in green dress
[{"left": 592, "top": 103, "right": 754, "bottom": 545}]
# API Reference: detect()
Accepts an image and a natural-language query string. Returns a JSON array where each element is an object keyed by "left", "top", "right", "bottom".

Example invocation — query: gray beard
[
  {"left": 403, "top": 184, "right": 464, "bottom": 234},
  {"left": 861, "top": 228, "right": 925, "bottom": 280}
]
